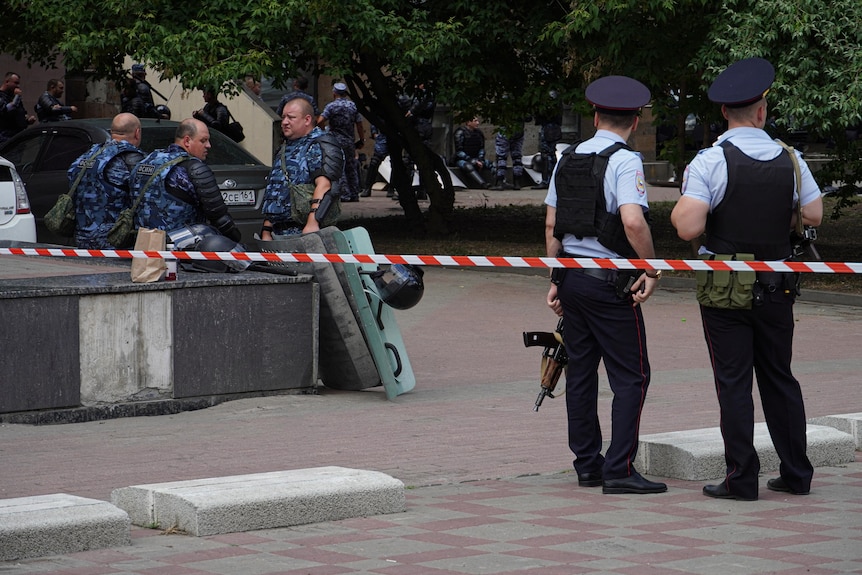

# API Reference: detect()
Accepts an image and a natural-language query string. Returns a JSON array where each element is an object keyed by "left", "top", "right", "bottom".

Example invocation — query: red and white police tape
[{"left": 1, "top": 247, "right": 861, "bottom": 274}]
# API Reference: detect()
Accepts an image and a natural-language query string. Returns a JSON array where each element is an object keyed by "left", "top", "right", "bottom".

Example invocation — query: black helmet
[
  {"left": 168, "top": 223, "right": 217, "bottom": 250},
  {"left": 168, "top": 224, "right": 248, "bottom": 273},
  {"left": 155, "top": 104, "right": 171, "bottom": 119},
  {"left": 371, "top": 264, "right": 424, "bottom": 310},
  {"left": 193, "top": 234, "right": 249, "bottom": 273}
]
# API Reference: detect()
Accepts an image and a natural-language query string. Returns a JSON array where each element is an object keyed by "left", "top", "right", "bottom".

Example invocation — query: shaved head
[{"left": 111, "top": 113, "right": 142, "bottom": 147}]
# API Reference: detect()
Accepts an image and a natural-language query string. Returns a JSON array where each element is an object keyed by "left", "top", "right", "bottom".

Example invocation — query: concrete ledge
[
  {"left": 0, "top": 494, "right": 130, "bottom": 561},
  {"left": 809, "top": 413, "right": 862, "bottom": 449},
  {"left": 636, "top": 424, "right": 857, "bottom": 480},
  {"left": 111, "top": 466, "right": 406, "bottom": 537}
]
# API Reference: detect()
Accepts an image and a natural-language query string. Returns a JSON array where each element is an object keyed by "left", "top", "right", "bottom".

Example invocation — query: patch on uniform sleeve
[
  {"left": 681, "top": 165, "right": 690, "bottom": 194},
  {"left": 636, "top": 171, "right": 646, "bottom": 196}
]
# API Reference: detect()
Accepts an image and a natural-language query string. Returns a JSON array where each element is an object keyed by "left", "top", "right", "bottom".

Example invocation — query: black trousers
[
  {"left": 558, "top": 269, "right": 650, "bottom": 480},
  {"left": 700, "top": 290, "right": 813, "bottom": 498}
]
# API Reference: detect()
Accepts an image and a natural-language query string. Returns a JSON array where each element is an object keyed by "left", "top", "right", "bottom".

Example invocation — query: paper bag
[{"left": 131, "top": 228, "right": 167, "bottom": 283}]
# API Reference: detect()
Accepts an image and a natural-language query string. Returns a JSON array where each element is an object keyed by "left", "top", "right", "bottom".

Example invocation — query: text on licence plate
[{"left": 222, "top": 189, "right": 255, "bottom": 206}]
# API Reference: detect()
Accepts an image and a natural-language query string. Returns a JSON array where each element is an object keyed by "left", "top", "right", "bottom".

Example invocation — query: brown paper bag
[{"left": 131, "top": 228, "right": 167, "bottom": 283}]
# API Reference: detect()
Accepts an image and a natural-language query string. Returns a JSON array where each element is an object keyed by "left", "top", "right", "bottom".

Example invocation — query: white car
[{"left": 0, "top": 155, "right": 37, "bottom": 242}]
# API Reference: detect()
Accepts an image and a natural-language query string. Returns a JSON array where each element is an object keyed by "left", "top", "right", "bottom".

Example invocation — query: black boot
[
  {"left": 464, "top": 164, "right": 490, "bottom": 189},
  {"left": 362, "top": 156, "right": 381, "bottom": 197},
  {"left": 511, "top": 173, "right": 521, "bottom": 191},
  {"left": 491, "top": 176, "right": 506, "bottom": 191}
]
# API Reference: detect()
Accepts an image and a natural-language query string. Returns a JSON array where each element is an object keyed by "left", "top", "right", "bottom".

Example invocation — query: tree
[
  {"left": 546, "top": 0, "right": 721, "bottom": 177},
  {"left": 693, "top": 0, "right": 862, "bottom": 217},
  {"left": 551, "top": 0, "right": 862, "bottom": 217},
  {"left": 3, "top": 0, "right": 569, "bottom": 236}
]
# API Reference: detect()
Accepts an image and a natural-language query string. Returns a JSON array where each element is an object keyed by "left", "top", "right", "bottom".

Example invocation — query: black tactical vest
[
  {"left": 552, "top": 141, "right": 639, "bottom": 259},
  {"left": 705, "top": 141, "right": 794, "bottom": 261}
]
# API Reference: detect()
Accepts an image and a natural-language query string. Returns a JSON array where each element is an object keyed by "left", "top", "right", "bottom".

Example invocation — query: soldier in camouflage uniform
[
  {"left": 260, "top": 98, "right": 344, "bottom": 239},
  {"left": 493, "top": 122, "right": 526, "bottom": 190},
  {"left": 68, "top": 113, "right": 145, "bottom": 249},
  {"left": 276, "top": 76, "right": 319, "bottom": 119},
  {"left": 317, "top": 82, "right": 364, "bottom": 202},
  {"left": 131, "top": 118, "right": 241, "bottom": 241},
  {"left": 361, "top": 124, "right": 388, "bottom": 197}
]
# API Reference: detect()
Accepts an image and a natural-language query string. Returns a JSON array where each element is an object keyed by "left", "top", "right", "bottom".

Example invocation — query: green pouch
[
  {"left": 696, "top": 253, "right": 755, "bottom": 309},
  {"left": 107, "top": 208, "right": 136, "bottom": 248},
  {"left": 44, "top": 193, "right": 76, "bottom": 237}
]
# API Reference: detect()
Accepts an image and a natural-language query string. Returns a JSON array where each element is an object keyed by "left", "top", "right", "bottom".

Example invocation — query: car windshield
[{"left": 139, "top": 126, "right": 264, "bottom": 166}]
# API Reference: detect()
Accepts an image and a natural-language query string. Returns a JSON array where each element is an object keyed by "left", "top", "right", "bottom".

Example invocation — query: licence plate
[{"left": 222, "top": 189, "right": 255, "bottom": 206}]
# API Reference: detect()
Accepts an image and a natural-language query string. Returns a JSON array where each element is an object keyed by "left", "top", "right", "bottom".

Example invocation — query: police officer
[
  {"left": 0, "top": 72, "right": 36, "bottom": 144},
  {"left": 130, "top": 64, "right": 169, "bottom": 120},
  {"left": 276, "top": 76, "right": 319, "bottom": 119},
  {"left": 493, "top": 121, "right": 526, "bottom": 190},
  {"left": 452, "top": 117, "right": 490, "bottom": 189},
  {"left": 192, "top": 89, "right": 230, "bottom": 134},
  {"left": 131, "top": 118, "right": 241, "bottom": 241},
  {"left": 545, "top": 75, "right": 665, "bottom": 495},
  {"left": 35, "top": 79, "right": 77, "bottom": 122},
  {"left": 68, "top": 113, "right": 144, "bottom": 249},
  {"left": 260, "top": 97, "right": 344, "bottom": 239},
  {"left": 317, "top": 82, "right": 364, "bottom": 202},
  {"left": 361, "top": 123, "right": 388, "bottom": 197},
  {"left": 671, "top": 58, "right": 823, "bottom": 501}
]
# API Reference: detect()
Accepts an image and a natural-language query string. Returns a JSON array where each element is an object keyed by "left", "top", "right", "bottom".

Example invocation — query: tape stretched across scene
[{"left": 1, "top": 247, "right": 861, "bottom": 274}]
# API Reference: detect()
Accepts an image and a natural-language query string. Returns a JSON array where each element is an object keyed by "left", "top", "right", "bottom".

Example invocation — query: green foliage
[{"left": 5, "top": 0, "right": 862, "bottom": 232}]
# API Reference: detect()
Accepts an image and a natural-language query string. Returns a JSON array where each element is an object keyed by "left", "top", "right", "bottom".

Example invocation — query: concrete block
[
  {"left": 111, "top": 466, "right": 405, "bottom": 537},
  {"left": 637, "top": 423, "right": 857, "bottom": 480},
  {"left": 0, "top": 494, "right": 130, "bottom": 561},
  {"left": 79, "top": 291, "right": 172, "bottom": 404},
  {"left": 809, "top": 413, "right": 862, "bottom": 449}
]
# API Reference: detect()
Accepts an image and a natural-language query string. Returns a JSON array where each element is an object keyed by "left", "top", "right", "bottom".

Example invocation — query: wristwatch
[{"left": 646, "top": 270, "right": 662, "bottom": 280}]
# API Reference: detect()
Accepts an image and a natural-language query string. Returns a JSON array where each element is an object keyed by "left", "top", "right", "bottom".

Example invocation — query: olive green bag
[
  {"left": 695, "top": 253, "right": 756, "bottom": 309},
  {"left": 45, "top": 144, "right": 107, "bottom": 237},
  {"left": 290, "top": 182, "right": 341, "bottom": 227}
]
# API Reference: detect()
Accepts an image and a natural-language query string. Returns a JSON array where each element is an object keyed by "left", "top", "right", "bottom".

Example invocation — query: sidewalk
[{"left": 2, "top": 189, "right": 862, "bottom": 574}]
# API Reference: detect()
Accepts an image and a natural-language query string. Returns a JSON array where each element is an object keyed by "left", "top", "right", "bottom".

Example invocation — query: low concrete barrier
[
  {"left": 809, "top": 412, "right": 862, "bottom": 449},
  {"left": 636, "top": 423, "right": 856, "bottom": 480},
  {"left": 111, "top": 466, "right": 406, "bottom": 536},
  {"left": 0, "top": 494, "right": 130, "bottom": 561}
]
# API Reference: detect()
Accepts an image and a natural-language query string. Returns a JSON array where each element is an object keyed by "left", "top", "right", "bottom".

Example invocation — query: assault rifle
[{"left": 522, "top": 318, "right": 567, "bottom": 411}]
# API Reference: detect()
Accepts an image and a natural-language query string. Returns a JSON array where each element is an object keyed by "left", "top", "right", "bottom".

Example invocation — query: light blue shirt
[
  {"left": 545, "top": 130, "right": 648, "bottom": 258},
  {"left": 681, "top": 127, "right": 821, "bottom": 211}
]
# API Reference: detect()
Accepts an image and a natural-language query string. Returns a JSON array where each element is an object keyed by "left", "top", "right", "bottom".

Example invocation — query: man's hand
[
  {"left": 303, "top": 217, "right": 320, "bottom": 234},
  {"left": 629, "top": 273, "right": 659, "bottom": 306},
  {"left": 547, "top": 283, "right": 562, "bottom": 317}
]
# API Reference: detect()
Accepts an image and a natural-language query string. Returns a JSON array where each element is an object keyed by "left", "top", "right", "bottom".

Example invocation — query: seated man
[
  {"left": 131, "top": 118, "right": 241, "bottom": 241},
  {"left": 69, "top": 113, "right": 144, "bottom": 248},
  {"left": 452, "top": 117, "right": 490, "bottom": 189}
]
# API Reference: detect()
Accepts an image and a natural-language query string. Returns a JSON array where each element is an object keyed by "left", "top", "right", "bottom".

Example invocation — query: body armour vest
[
  {"left": 69, "top": 141, "right": 141, "bottom": 249},
  {"left": 552, "top": 142, "right": 639, "bottom": 259},
  {"left": 132, "top": 148, "right": 201, "bottom": 231},
  {"left": 705, "top": 141, "right": 794, "bottom": 261},
  {"left": 454, "top": 126, "right": 485, "bottom": 160},
  {"left": 263, "top": 128, "right": 341, "bottom": 223}
]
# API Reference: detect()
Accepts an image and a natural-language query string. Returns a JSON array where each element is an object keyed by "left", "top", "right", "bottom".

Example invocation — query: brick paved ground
[{"left": 2, "top": 187, "right": 861, "bottom": 574}]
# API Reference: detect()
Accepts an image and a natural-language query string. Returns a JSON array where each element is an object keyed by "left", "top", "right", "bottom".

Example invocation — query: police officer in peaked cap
[
  {"left": 672, "top": 58, "right": 823, "bottom": 501},
  {"left": 544, "top": 75, "right": 667, "bottom": 495}
]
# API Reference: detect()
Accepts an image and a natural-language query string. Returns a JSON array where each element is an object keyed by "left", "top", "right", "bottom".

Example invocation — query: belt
[
  {"left": 559, "top": 252, "right": 617, "bottom": 282},
  {"left": 571, "top": 267, "right": 616, "bottom": 282}
]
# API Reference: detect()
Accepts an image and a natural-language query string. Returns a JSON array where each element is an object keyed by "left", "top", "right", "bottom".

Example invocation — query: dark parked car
[{"left": 0, "top": 118, "right": 270, "bottom": 246}]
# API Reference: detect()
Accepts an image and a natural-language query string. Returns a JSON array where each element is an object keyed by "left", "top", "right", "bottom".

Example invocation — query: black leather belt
[{"left": 559, "top": 252, "right": 617, "bottom": 282}]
